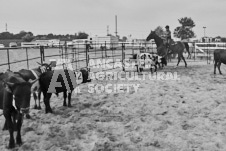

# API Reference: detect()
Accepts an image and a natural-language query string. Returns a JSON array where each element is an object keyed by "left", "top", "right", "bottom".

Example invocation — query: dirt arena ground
[{"left": 1, "top": 60, "right": 226, "bottom": 151}]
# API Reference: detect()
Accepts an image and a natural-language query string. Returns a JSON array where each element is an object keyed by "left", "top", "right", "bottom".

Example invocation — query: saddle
[{"left": 162, "top": 38, "right": 174, "bottom": 46}]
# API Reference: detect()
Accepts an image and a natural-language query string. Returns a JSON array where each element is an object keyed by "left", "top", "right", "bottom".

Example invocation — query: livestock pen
[
  {"left": 0, "top": 41, "right": 225, "bottom": 73},
  {"left": 0, "top": 41, "right": 157, "bottom": 72},
  {"left": 1, "top": 41, "right": 226, "bottom": 150}
]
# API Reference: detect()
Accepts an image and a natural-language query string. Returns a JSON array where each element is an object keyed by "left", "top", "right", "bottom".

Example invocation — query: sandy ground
[{"left": 1, "top": 59, "right": 226, "bottom": 151}]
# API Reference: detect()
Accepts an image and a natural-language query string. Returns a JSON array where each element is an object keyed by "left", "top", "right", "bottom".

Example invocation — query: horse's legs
[
  {"left": 181, "top": 55, "right": 187, "bottom": 67},
  {"left": 177, "top": 55, "right": 181, "bottom": 66},
  {"left": 217, "top": 62, "right": 222, "bottom": 74},
  {"left": 33, "top": 93, "right": 38, "bottom": 109},
  {"left": 186, "top": 50, "right": 191, "bottom": 59},
  {"left": 214, "top": 61, "right": 217, "bottom": 74},
  {"left": 187, "top": 53, "right": 191, "bottom": 59}
]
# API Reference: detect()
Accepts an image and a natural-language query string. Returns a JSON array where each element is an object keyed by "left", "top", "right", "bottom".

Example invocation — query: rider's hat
[{"left": 165, "top": 25, "right": 169, "bottom": 29}]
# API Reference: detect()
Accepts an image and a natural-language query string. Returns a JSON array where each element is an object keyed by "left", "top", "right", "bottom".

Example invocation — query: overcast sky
[{"left": 0, "top": 0, "right": 226, "bottom": 39}]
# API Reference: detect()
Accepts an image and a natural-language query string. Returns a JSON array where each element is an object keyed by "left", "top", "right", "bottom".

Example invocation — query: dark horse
[
  {"left": 146, "top": 31, "right": 190, "bottom": 67},
  {"left": 18, "top": 62, "right": 52, "bottom": 110}
]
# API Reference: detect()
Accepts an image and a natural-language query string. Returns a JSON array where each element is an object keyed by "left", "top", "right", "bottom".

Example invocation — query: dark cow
[
  {"left": 39, "top": 68, "right": 91, "bottom": 113},
  {"left": 152, "top": 55, "right": 167, "bottom": 69},
  {"left": 0, "top": 71, "right": 35, "bottom": 148},
  {"left": 158, "top": 56, "right": 167, "bottom": 68},
  {"left": 18, "top": 63, "right": 52, "bottom": 110},
  {"left": 214, "top": 49, "right": 226, "bottom": 74}
]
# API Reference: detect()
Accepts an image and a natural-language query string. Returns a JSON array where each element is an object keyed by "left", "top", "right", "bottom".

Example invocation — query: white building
[{"left": 90, "top": 35, "right": 119, "bottom": 49}]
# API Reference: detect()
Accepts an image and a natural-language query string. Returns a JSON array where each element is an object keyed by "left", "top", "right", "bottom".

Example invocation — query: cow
[
  {"left": 128, "top": 53, "right": 158, "bottom": 73},
  {"left": 0, "top": 71, "right": 36, "bottom": 148},
  {"left": 214, "top": 49, "right": 226, "bottom": 74},
  {"left": 151, "top": 54, "right": 167, "bottom": 70},
  {"left": 39, "top": 68, "right": 91, "bottom": 113},
  {"left": 18, "top": 62, "right": 52, "bottom": 110},
  {"left": 156, "top": 55, "right": 167, "bottom": 68}
]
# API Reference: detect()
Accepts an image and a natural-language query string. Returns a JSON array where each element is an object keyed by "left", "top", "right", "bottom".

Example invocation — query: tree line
[{"left": 0, "top": 31, "right": 89, "bottom": 42}]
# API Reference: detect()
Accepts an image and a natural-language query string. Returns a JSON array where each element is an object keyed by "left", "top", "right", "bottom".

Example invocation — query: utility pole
[
  {"left": 203, "top": 26, "right": 206, "bottom": 37},
  {"left": 5, "top": 23, "right": 7, "bottom": 32},
  {"left": 115, "top": 15, "right": 118, "bottom": 37},
  {"left": 107, "top": 25, "right": 109, "bottom": 35},
  {"left": 203, "top": 26, "right": 206, "bottom": 42}
]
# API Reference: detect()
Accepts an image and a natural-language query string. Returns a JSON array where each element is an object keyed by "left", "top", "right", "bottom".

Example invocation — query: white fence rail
[{"left": 195, "top": 42, "right": 226, "bottom": 53}]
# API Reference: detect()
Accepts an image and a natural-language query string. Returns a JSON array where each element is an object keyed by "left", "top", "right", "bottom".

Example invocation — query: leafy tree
[
  {"left": 77, "top": 32, "right": 88, "bottom": 39},
  {"left": 22, "top": 33, "right": 35, "bottom": 42},
  {"left": 0, "top": 31, "right": 90, "bottom": 40},
  {"left": 215, "top": 36, "right": 221, "bottom": 39},
  {"left": 154, "top": 26, "right": 164, "bottom": 37},
  {"left": 0, "top": 32, "right": 14, "bottom": 39},
  {"left": 221, "top": 37, "right": 226, "bottom": 42},
  {"left": 47, "top": 33, "right": 54, "bottom": 39},
  {"left": 122, "top": 36, "right": 127, "bottom": 42},
  {"left": 173, "top": 17, "right": 196, "bottom": 40}
]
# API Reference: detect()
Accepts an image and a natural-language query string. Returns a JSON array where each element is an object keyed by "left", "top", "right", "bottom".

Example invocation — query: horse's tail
[{"left": 183, "top": 42, "right": 191, "bottom": 59}]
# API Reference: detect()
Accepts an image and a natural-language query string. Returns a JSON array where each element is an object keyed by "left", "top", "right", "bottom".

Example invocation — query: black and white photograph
[{"left": 1, "top": 0, "right": 226, "bottom": 150}]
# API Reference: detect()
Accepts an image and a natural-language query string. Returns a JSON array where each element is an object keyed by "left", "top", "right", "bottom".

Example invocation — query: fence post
[
  {"left": 61, "top": 46, "right": 64, "bottom": 60},
  {"left": 151, "top": 42, "right": 154, "bottom": 56},
  {"left": 87, "top": 54, "right": 90, "bottom": 71},
  {"left": 122, "top": 43, "right": 125, "bottom": 65},
  {"left": 194, "top": 42, "right": 196, "bottom": 61},
  {"left": 95, "top": 42, "right": 97, "bottom": 57},
  {"left": 40, "top": 46, "right": 45, "bottom": 64},
  {"left": 112, "top": 44, "right": 114, "bottom": 69},
  {"left": 101, "top": 45, "right": 103, "bottom": 58},
  {"left": 85, "top": 43, "right": 89, "bottom": 69},
  {"left": 78, "top": 44, "right": 80, "bottom": 69},
  {"left": 207, "top": 43, "right": 209, "bottom": 64},
  {"left": 7, "top": 49, "right": 10, "bottom": 70},
  {"left": 105, "top": 41, "right": 107, "bottom": 57},
  {"left": 26, "top": 48, "right": 29, "bottom": 69},
  {"left": 64, "top": 41, "right": 68, "bottom": 59}
]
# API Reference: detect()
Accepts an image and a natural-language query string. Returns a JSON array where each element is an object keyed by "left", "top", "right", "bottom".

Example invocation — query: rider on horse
[{"left": 162, "top": 25, "right": 172, "bottom": 53}]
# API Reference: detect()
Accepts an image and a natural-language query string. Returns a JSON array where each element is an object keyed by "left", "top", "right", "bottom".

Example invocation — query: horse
[
  {"left": 146, "top": 31, "right": 189, "bottom": 67},
  {"left": 18, "top": 62, "right": 52, "bottom": 110}
]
